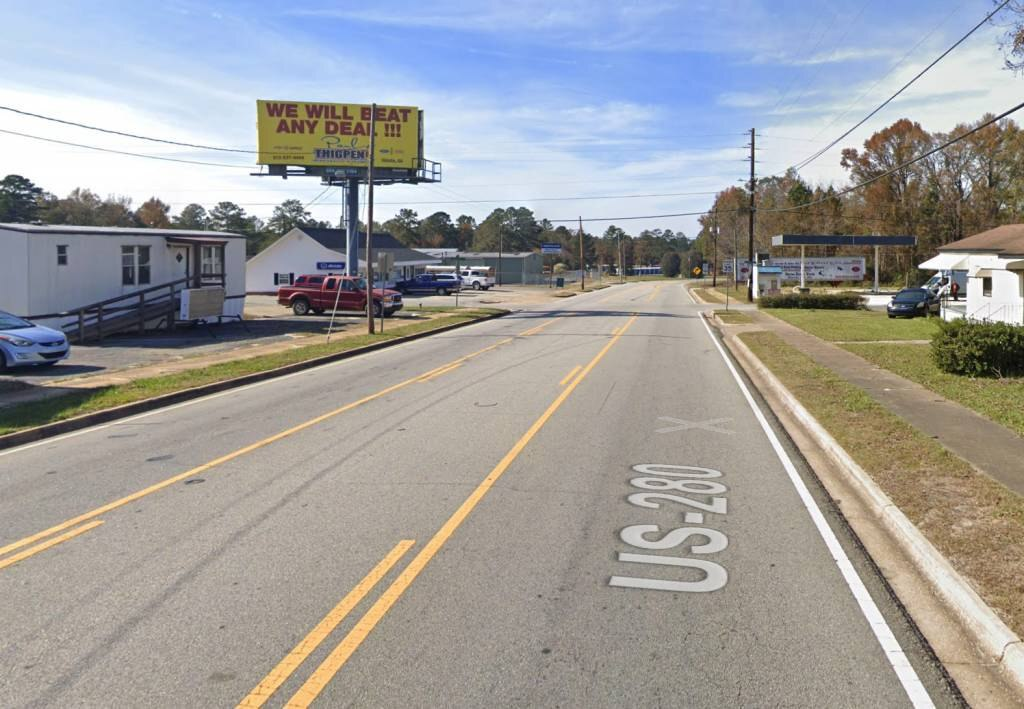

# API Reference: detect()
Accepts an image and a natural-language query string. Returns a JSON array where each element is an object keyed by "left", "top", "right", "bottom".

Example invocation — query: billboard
[
  {"left": 767, "top": 257, "right": 866, "bottom": 282},
  {"left": 256, "top": 100, "right": 420, "bottom": 169}
]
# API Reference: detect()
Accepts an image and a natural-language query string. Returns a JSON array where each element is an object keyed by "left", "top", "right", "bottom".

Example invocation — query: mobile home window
[
  {"left": 201, "top": 245, "right": 223, "bottom": 276},
  {"left": 57, "top": 244, "right": 68, "bottom": 266},
  {"left": 982, "top": 276, "right": 993, "bottom": 297},
  {"left": 121, "top": 245, "right": 151, "bottom": 286}
]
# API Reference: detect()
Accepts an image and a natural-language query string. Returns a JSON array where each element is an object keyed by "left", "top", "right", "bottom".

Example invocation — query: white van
[
  {"left": 459, "top": 266, "right": 494, "bottom": 290},
  {"left": 922, "top": 270, "right": 966, "bottom": 296}
]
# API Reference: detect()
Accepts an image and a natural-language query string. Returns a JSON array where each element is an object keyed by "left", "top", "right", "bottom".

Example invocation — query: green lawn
[
  {"left": 739, "top": 331, "right": 1024, "bottom": 638},
  {"left": 766, "top": 308, "right": 940, "bottom": 342},
  {"left": 0, "top": 308, "right": 503, "bottom": 435},
  {"left": 844, "top": 342, "right": 1024, "bottom": 438}
]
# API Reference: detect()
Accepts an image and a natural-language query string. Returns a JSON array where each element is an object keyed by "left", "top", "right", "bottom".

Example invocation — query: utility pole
[
  {"left": 747, "top": 127, "right": 756, "bottom": 303},
  {"left": 366, "top": 103, "right": 377, "bottom": 334},
  {"left": 578, "top": 216, "right": 585, "bottom": 291},
  {"left": 712, "top": 212, "right": 719, "bottom": 288},
  {"left": 618, "top": 231, "right": 624, "bottom": 283}
]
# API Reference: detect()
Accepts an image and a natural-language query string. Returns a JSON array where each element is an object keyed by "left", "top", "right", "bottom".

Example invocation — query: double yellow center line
[
  {"left": 239, "top": 313, "right": 639, "bottom": 707},
  {"left": 0, "top": 317, "right": 562, "bottom": 572}
]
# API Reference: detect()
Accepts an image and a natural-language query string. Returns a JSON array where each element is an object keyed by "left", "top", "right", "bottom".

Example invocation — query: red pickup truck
[{"left": 277, "top": 274, "right": 404, "bottom": 317}]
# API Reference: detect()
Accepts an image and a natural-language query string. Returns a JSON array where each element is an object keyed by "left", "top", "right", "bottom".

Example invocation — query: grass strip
[
  {"left": 739, "top": 330, "right": 1024, "bottom": 637},
  {"left": 766, "top": 308, "right": 940, "bottom": 342},
  {"left": 691, "top": 287, "right": 727, "bottom": 304},
  {"left": 844, "top": 342, "right": 1024, "bottom": 438},
  {"left": 713, "top": 309, "right": 753, "bottom": 325},
  {"left": 0, "top": 309, "right": 502, "bottom": 435}
]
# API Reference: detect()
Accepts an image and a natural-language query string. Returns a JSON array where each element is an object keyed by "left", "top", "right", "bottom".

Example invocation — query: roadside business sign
[
  {"left": 317, "top": 261, "right": 345, "bottom": 270},
  {"left": 256, "top": 100, "right": 421, "bottom": 169},
  {"left": 767, "top": 257, "right": 865, "bottom": 282},
  {"left": 541, "top": 243, "right": 562, "bottom": 254}
]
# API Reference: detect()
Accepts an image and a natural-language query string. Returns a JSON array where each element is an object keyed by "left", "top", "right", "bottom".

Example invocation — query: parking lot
[{"left": 0, "top": 284, "right": 596, "bottom": 406}]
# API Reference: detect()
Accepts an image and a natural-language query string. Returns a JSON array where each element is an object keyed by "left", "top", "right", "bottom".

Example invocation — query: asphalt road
[{"left": 0, "top": 282, "right": 962, "bottom": 708}]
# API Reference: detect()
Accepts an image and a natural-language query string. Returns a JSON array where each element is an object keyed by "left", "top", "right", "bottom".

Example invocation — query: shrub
[
  {"left": 757, "top": 292, "right": 864, "bottom": 310},
  {"left": 931, "top": 318, "right": 1024, "bottom": 377}
]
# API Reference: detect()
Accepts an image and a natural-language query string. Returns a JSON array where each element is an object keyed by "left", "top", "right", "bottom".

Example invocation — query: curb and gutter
[
  {"left": 0, "top": 310, "right": 508, "bottom": 452},
  {"left": 712, "top": 313, "right": 1024, "bottom": 697}
]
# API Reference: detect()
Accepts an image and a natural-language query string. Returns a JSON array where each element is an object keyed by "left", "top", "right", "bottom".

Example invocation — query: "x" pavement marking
[{"left": 655, "top": 416, "right": 734, "bottom": 435}]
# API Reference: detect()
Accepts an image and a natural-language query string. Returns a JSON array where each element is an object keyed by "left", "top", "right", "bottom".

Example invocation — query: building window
[
  {"left": 121, "top": 245, "right": 151, "bottom": 286},
  {"left": 201, "top": 245, "right": 223, "bottom": 276},
  {"left": 982, "top": 276, "right": 993, "bottom": 297},
  {"left": 273, "top": 273, "right": 293, "bottom": 286},
  {"left": 57, "top": 244, "right": 68, "bottom": 266}
]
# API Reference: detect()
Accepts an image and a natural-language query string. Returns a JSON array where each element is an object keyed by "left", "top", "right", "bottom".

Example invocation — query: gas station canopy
[
  {"left": 770, "top": 234, "right": 916, "bottom": 247},
  {"left": 770, "top": 234, "right": 917, "bottom": 293}
]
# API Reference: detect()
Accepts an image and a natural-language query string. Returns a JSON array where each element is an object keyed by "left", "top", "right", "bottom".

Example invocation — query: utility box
[{"left": 180, "top": 287, "right": 226, "bottom": 320}]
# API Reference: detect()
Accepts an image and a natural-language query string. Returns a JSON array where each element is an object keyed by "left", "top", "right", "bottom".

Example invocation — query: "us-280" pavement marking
[{"left": 609, "top": 464, "right": 729, "bottom": 593}]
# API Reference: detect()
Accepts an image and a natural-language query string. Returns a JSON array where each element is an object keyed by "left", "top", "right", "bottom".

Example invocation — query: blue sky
[{"left": 1, "top": 0, "right": 1019, "bottom": 236}]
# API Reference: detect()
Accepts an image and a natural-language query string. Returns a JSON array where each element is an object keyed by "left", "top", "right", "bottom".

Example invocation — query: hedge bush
[
  {"left": 758, "top": 292, "right": 864, "bottom": 310},
  {"left": 931, "top": 318, "right": 1024, "bottom": 377}
]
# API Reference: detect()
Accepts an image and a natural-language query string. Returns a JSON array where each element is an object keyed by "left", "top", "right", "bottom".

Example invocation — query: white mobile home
[
  {"left": 0, "top": 223, "right": 247, "bottom": 331},
  {"left": 920, "top": 225, "right": 1024, "bottom": 325},
  {"left": 245, "top": 227, "right": 440, "bottom": 293}
]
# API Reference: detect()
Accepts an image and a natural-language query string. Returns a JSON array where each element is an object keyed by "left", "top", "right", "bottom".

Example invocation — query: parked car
[
  {"left": 459, "top": 267, "right": 494, "bottom": 290},
  {"left": 0, "top": 310, "right": 70, "bottom": 371},
  {"left": 886, "top": 288, "right": 940, "bottom": 318},
  {"left": 394, "top": 273, "right": 463, "bottom": 295},
  {"left": 277, "top": 275, "right": 403, "bottom": 317}
]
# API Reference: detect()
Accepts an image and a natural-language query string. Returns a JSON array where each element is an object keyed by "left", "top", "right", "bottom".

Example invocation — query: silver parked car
[{"left": 0, "top": 310, "right": 70, "bottom": 371}]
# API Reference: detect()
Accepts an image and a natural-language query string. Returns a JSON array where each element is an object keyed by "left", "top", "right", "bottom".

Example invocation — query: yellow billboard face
[{"left": 256, "top": 101, "right": 420, "bottom": 169}]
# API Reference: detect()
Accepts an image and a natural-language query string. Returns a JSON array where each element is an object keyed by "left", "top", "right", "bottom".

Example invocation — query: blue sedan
[{"left": 0, "top": 311, "right": 70, "bottom": 371}]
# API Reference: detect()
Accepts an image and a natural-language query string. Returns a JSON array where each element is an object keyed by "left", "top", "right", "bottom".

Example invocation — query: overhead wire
[
  {"left": 0, "top": 104, "right": 256, "bottom": 154},
  {"left": 761, "top": 98, "right": 1024, "bottom": 214},
  {"left": 786, "top": 0, "right": 1011, "bottom": 174},
  {"left": 0, "top": 128, "right": 253, "bottom": 169}
]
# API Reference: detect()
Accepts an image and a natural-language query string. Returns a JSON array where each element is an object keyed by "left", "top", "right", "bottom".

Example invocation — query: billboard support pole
[
  {"left": 366, "top": 104, "right": 377, "bottom": 335},
  {"left": 346, "top": 178, "right": 359, "bottom": 277}
]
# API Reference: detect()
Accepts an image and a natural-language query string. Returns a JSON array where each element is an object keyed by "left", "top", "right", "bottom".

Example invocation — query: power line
[
  {"left": 787, "top": 0, "right": 1012, "bottom": 173},
  {"left": 761, "top": 98, "right": 1024, "bottom": 214},
  {"left": 0, "top": 104, "right": 256, "bottom": 154},
  {"left": 550, "top": 208, "right": 741, "bottom": 224},
  {"left": 167, "top": 190, "right": 725, "bottom": 208},
  {"left": 798, "top": 2, "right": 965, "bottom": 148},
  {"left": 765, "top": 0, "right": 875, "bottom": 131},
  {"left": 0, "top": 128, "right": 253, "bottom": 169}
]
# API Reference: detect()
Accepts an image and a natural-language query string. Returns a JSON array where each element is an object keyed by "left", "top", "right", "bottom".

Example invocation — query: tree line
[
  {"left": 0, "top": 176, "right": 693, "bottom": 270},
  {"left": 691, "top": 113, "right": 1024, "bottom": 282}
]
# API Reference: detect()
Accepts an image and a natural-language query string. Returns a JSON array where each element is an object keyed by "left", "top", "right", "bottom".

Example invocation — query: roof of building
[
  {"left": 447, "top": 251, "right": 537, "bottom": 259},
  {"left": 0, "top": 223, "right": 246, "bottom": 238},
  {"left": 298, "top": 227, "right": 406, "bottom": 251},
  {"left": 938, "top": 224, "right": 1024, "bottom": 255}
]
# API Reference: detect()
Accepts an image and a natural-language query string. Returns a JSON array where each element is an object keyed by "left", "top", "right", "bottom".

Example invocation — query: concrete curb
[
  {"left": 0, "top": 310, "right": 509, "bottom": 452},
  {"left": 722, "top": 327, "right": 1024, "bottom": 696}
]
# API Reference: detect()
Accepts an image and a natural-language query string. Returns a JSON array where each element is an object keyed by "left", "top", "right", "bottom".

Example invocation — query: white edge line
[
  {"left": 0, "top": 312, "right": 514, "bottom": 459},
  {"left": 697, "top": 312, "right": 935, "bottom": 709}
]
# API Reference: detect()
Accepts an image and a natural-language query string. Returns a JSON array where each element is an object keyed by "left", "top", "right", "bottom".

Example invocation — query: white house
[
  {"left": 0, "top": 223, "right": 247, "bottom": 331},
  {"left": 919, "top": 224, "right": 1024, "bottom": 325},
  {"left": 245, "top": 227, "right": 440, "bottom": 293}
]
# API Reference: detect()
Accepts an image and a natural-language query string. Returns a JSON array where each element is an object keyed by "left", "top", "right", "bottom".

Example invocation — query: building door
[{"left": 170, "top": 245, "right": 190, "bottom": 284}]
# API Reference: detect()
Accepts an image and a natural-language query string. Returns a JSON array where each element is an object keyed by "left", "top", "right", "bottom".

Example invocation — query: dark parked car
[
  {"left": 887, "top": 288, "right": 940, "bottom": 318},
  {"left": 394, "top": 273, "right": 463, "bottom": 295}
]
